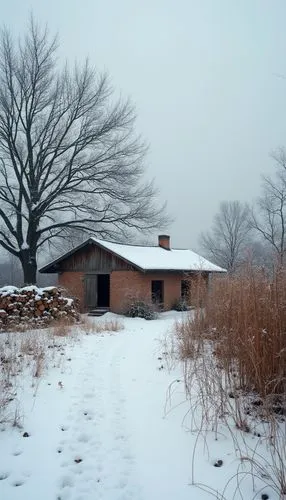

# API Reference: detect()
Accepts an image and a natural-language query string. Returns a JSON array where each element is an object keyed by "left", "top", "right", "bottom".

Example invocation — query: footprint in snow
[
  {"left": 11, "top": 478, "right": 25, "bottom": 487},
  {"left": 60, "top": 425, "right": 69, "bottom": 432},
  {"left": 115, "top": 434, "right": 126, "bottom": 442},
  {"left": 70, "top": 465, "right": 83, "bottom": 475},
  {"left": 0, "top": 472, "right": 9, "bottom": 480},
  {"left": 83, "top": 393, "right": 95, "bottom": 399},
  {"left": 86, "top": 415, "right": 94, "bottom": 421},
  {"left": 77, "top": 433, "right": 90, "bottom": 443},
  {"left": 12, "top": 449, "right": 23, "bottom": 456},
  {"left": 57, "top": 491, "right": 71, "bottom": 500},
  {"left": 59, "top": 474, "right": 74, "bottom": 489},
  {"left": 60, "top": 461, "right": 69, "bottom": 468},
  {"left": 123, "top": 453, "right": 135, "bottom": 463}
]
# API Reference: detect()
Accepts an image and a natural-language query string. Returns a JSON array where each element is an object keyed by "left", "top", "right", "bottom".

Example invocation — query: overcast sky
[{"left": 2, "top": 0, "right": 286, "bottom": 249}]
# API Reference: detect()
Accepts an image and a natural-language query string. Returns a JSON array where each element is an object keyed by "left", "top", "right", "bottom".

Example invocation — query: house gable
[{"left": 40, "top": 240, "right": 136, "bottom": 274}]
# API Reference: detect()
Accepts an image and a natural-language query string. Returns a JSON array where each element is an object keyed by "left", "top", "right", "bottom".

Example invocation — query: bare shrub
[
  {"left": 0, "top": 379, "right": 15, "bottom": 421},
  {"left": 33, "top": 351, "right": 44, "bottom": 378},
  {"left": 173, "top": 265, "right": 286, "bottom": 498},
  {"left": 80, "top": 316, "right": 124, "bottom": 334},
  {"left": 174, "top": 317, "right": 202, "bottom": 360},
  {"left": 94, "top": 319, "right": 124, "bottom": 333},
  {"left": 0, "top": 323, "right": 81, "bottom": 424},
  {"left": 52, "top": 320, "right": 75, "bottom": 338},
  {"left": 177, "top": 267, "right": 286, "bottom": 402},
  {"left": 202, "top": 267, "right": 286, "bottom": 398},
  {"left": 160, "top": 328, "right": 178, "bottom": 371}
]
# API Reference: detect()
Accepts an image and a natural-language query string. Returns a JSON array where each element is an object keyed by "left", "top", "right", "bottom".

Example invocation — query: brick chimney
[{"left": 158, "top": 234, "right": 170, "bottom": 250}]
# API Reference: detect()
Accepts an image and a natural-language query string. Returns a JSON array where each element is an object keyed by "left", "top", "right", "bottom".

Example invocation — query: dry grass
[
  {"left": 52, "top": 318, "right": 76, "bottom": 337},
  {"left": 0, "top": 315, "right": 124, "bottom": 426},
  {"left": 80, "top": 316, "right": 124, "bottom": 334},
  {"left": 204, "top": 267, "right": 285, "bottom": 398},
  {"left": 0, "top": 321, "right": 79, "bottom": 425},
  {"left": 172, "top": 266, "right": 286, "bottom": 498},
  {"left": 176, "top": 267, "right": 286, "bottom": 400}
]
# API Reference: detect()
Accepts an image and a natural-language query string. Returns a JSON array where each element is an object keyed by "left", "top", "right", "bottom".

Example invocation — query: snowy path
[
  {"left": 54, "top": 331, "right": 142, "bottom": 500},
  {"left": 0, "top": 313, "right": 277, "bottom": 500},
  {"left": 0, "top": 313, "right": 278, "bottom": 500},
  {"left": 0, "top": 313, "right": 194, "bottom": 500}
]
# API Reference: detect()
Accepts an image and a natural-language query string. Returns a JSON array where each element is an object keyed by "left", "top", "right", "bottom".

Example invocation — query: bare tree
[
  {"left": 239, "top": 237, "right": 274, "bottom": 273},
  {"left": 251, "top": 149, "right": 286, "bottom": 267},
  {"left": 0, "top": 19, "right": 168, "bottom": 284},
  {"left": 200, "top": 201, "right": 250, "bottom": 272}
]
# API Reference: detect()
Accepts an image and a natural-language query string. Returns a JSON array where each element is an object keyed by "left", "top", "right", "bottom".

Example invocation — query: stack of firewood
[{"left": 0, "top": 285, "right": 79, "bottom": 330}]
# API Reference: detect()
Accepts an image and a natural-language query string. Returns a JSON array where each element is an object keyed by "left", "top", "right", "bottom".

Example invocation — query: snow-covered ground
[{"left": 0, "top": 312, "right": 278, "bottom": 500}]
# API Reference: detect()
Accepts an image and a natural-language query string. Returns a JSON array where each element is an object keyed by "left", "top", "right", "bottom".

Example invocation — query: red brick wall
[
  {"left": 110, "top": 270, "right": 183, "bottom": 313},
  {"left": 58, "top": 272, "right": 85, "bottom": 311},
  {"left": 57, "top": 270, "right": 209, "bottom": 313}
]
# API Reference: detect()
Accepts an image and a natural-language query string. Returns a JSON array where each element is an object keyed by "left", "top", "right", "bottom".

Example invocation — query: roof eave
[
  {"left": 143, "top": 268, "right": 226, "bottom": 273},
  {"left": 39, "top": 237, "right": 145, "bottom": 274},
  {"left": 39, "top": 236, "right": 228, "bottom": 275},
  {"left": 39, "top": 238, "right": 94, "bottom": 273}
]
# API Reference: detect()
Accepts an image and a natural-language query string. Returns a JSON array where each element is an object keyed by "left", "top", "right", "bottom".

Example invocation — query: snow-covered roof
[
  {"left": 39, "top": 237, "right": 226, "bottom": 273},
  {"left": 91, "top": 238, "right": 225, "bottom": 272}
]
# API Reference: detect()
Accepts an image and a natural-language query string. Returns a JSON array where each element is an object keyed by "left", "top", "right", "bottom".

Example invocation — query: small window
[
  {"left": 181, "top": 280, "right": 190, "bottom": 301},
  {"left": 151, "top": 280, "right": 164, "bottom": 306}
]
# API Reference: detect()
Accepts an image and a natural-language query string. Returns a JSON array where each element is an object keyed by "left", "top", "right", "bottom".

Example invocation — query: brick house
[{"left": 39, "top": 235, "right": 225, "bottom": 313}]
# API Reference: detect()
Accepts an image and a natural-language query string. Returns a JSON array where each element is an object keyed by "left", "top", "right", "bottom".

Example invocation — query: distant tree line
[{"left": 200, "top": 149, "right": 286, "bottom": 273}]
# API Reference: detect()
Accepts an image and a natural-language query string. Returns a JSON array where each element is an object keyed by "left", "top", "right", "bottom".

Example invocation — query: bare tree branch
[
  {"left": 250, "top": 148, "right": 286, "bottom": 267},
  {"left": 200, "top": 201, "right": 250, "bottom": 272},
  {"left": 0, "top": 17, "right": 169, "bottom": 283}
]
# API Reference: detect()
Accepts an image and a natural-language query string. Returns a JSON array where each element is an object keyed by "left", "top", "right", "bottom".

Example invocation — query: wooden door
[{"left": 84, "top": 275, "right": 97, "bottom": 309}]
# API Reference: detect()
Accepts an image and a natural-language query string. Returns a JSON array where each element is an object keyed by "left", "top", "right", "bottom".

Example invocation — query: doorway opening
[
  {"left": 97, "top": 274, "right": 110, "bottom": 307},
  {"left": 151, "top": 280, "right": 164, "bottom": 308}
]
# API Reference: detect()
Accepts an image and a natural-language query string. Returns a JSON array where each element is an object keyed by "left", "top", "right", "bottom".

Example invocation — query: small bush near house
[
  {"left": 124, "top": 299, "right": 158, "bottom": 320},
  {"left": 172, "top": 298, "right": 189, "bottom": 311}
]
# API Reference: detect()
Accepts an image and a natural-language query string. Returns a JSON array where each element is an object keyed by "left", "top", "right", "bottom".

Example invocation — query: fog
[{"left": 2, "top": 0, "right": 286, "bottom": 249}]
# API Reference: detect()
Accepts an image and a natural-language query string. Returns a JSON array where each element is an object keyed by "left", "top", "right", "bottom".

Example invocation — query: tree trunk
[{"left": 19, "top": 249, "right": 37, "bottom": 285}]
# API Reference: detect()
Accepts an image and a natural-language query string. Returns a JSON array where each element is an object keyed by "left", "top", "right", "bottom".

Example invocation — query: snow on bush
[{"left": 124, "top": 298, "right": 158, "bottom": 320}]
